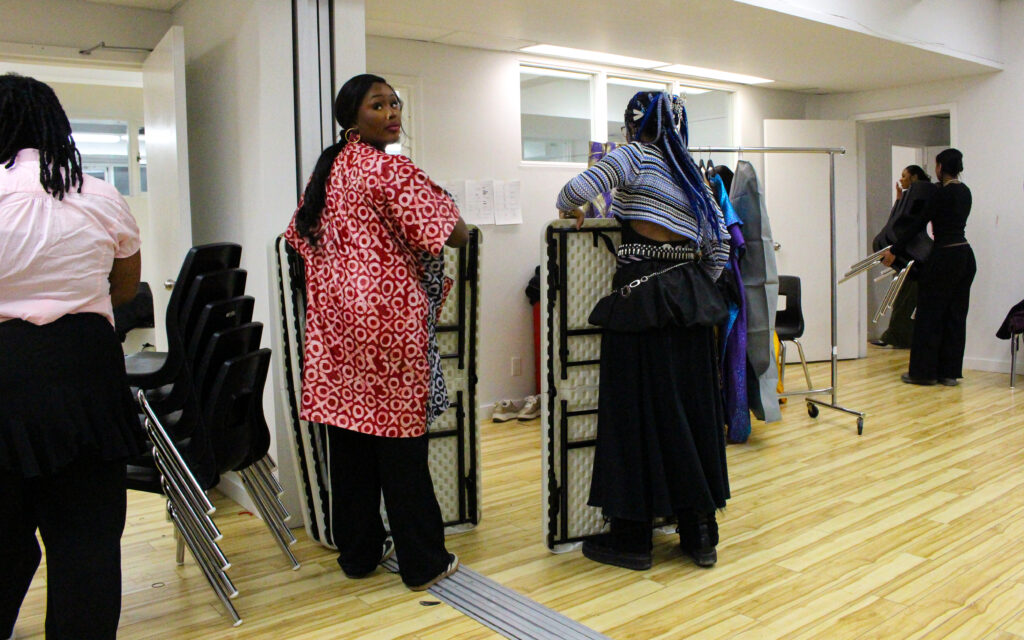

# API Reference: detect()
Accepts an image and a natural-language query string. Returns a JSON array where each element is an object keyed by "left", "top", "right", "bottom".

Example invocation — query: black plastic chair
[
  {"left": 178, "top": 269, "right": 248, "bottom": 344},
  {"left": 142, "top": 270, "right": 248, "bottom": 414},
  {"left": 125, "top": 243, "right": 242, "bottom": 389},
  {"left": 193, "top": 323, "right": 264, "bottom": 406},
  {"left": 186, "top": 296, "right": 255, "bottom": 365},
  {"left": 775, "top": 275, "right": 814, "bottom": 394}
]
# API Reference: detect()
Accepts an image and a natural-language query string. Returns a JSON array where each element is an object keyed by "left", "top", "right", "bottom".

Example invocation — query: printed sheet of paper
[
  {"left": 440, "top": 179, "right": 521, "bottom": 226},
  {"left": 464, "top": 179, "right": 496, "bottom": 226},
  {"left": 493, "top": 180, "right": 522, "bottom": 225}
]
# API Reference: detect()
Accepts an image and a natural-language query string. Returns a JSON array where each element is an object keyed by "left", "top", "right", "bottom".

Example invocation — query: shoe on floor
[
  {"left": 342, "top": 536, "right": 394, "bottom": 579},
  {"left": 581, "top": 534, "right": 652, "bottom": 570},
  {"left": 901, "top": 373, "right": 937, "bottom": 386},
  {"left": 939, "top": 377, "right": 959, "bottom": 386},
  {"left": 517, "top": 394, "right": 541, "bottom": 421},
  {"left": 682, "top": 544, "right": 718, "bottom": 568},
  {"left": 678, "top": 511, "right": 718, "bottom": 568},
  {"left": 491, "top": 399, "right": 523, "bottom": 423},
  {"left": 869, "top": 339, "right": 889, "bottom": 347},
  {"left": 409, "top": 553, "right": 459, "bottom": 591}
]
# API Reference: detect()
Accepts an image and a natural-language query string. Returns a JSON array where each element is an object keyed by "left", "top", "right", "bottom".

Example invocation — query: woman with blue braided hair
[{"left": 557, "top": 91, "right": 731, "bottom": 569}]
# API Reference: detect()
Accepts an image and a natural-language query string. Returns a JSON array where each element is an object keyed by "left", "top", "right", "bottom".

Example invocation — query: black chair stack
[
  {"left": 126, "top": 243, "right": 298, "bottom": 626},
  {"left": 775, "top": 274, "right": 815, "bottom": 395}
]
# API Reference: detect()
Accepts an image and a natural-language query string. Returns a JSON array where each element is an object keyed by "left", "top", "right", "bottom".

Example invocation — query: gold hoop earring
[{"left": 344, "top": 127, "right": 360, "bottom": 144}]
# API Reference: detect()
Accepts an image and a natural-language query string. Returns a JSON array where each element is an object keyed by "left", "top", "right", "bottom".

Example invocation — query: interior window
[
  {"left": 607, "top": 78, "right": 671, "bottom": 145},
  {"left": 71, "top": 120, "right": 131, "bottom": 196},
  {"left": 520, "top": 67, "right": 593, "bottom": 162}
]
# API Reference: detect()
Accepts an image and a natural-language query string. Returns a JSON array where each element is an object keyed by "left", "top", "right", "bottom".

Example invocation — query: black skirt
[
  {"left": 0, "top": 313, "right": 144, "bottom": 478},
  {"left": 588, "top": 260, "right": 730, "bottom": 521}
]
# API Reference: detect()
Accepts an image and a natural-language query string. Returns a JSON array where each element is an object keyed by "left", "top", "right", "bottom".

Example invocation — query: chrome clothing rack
[{"left": 689, "top": 145, "right": 865, "bottom": 434}]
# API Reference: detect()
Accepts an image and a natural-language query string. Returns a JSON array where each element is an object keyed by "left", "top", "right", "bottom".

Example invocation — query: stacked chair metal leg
[
  {"left": 137, "top": 391, "right": 243, "bottom": 627},
  {"left": 238, "top": 456, "right": 300, "bottom": 570},
  {"left": 872, "top": 261, "right": 914, "bottom": 323}
]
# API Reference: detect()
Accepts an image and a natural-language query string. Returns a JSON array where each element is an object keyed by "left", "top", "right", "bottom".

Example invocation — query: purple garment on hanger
[
  {"left": 724, "top": 222, "right": 750, "bottom": 443},
  {"left": 711, "top": 172, "right": 751, "bottom": 443}
]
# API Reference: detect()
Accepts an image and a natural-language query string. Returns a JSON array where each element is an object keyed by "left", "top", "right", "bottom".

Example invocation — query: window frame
[{"left": 518, "top": 60, "right": 735, "bottom": 166}]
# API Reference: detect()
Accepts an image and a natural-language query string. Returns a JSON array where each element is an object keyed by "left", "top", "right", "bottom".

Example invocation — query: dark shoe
[
  {"left": 582, "top": 534, "right": 652, "bottom": 570},
  {"left": 939, "top": 377, "right": 959, "bottom": 386},
  {"left": 901, "top": 373, "right": 937, "bottom": 386},
  {"left": 342, "top": 536, "right": 395, "bottom": 579},
  {"left": 678, "top": 512, "right": 718, "bottom": 568},
  {"left": 869, "top": 339, "right": 889, "bottom": 347},
  {"left": 408, "top": 553, "right": 459, "bottom": 591},
  {"left": 682, "top": 544, "right": 718, "bottom": 568}
]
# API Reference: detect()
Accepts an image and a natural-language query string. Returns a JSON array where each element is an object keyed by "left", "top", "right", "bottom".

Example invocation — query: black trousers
[
  {"left": 0, "top": 456, "right": 127, "bottom": 640},
  {"left": 328, "top": 427, "right": 450, "bottom": 587},
  {"left": 909, "top": 245, "right": 977, "bottom": 379}
]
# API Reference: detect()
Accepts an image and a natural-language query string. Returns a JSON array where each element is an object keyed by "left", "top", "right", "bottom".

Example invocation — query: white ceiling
[
  {"left": 364, "top": 0, "right": 999, "bottom": 94},
  {"left": 81, "top": 0, "right": 1000, "bottom": 94}
]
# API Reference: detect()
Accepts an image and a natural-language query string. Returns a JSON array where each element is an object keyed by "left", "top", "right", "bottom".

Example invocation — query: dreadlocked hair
[
  {"left": 0, "top": 73, "right": 83, "bottom": 200},
  {"left": 295, "top": 73, "right": 389, "bottom": 246},
  {"left": 626, "top": 91, "right": 720, "bottom": 240}
]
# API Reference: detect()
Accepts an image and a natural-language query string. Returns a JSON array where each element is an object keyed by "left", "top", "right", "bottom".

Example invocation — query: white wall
[
  {"left": 735, "top": 0, "right": 1002, "bottom": 67},
  {"left": 367, "top": 35, "right": 811, "bottom": 409},
  {"left": 807, "top": 0, "right": 1024, "bottom": 374},
  {"left": 172, "top": 0, "right": 298, "bottom": 510},
  {"left": 732, "top": 84, "right": 810, "bottom": 177}
]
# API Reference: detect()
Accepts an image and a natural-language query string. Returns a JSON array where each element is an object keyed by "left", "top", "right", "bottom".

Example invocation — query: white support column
[{"left": 333, "top": 0, "right": 366, "bottom": 100}]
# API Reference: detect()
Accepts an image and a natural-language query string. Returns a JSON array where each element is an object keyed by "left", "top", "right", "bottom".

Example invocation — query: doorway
[{"left": 860, "top": 114, "right": 951, "bottom": 342}]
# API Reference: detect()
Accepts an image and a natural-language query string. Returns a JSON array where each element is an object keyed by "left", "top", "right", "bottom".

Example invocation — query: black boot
[
  {"left": 582, "top": 518, "right": 652, "bottom": 570},
  {"left": 678, "top": 511, "right": 718, "bottom": 568}
]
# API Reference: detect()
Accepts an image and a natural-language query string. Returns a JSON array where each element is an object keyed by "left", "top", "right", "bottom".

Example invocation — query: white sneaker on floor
[
  {"left": 491, "top": 399, "right": 523, "bottom": 423},
  {"left": 517, "top": 395, "right": 541, "bottom": 421}
]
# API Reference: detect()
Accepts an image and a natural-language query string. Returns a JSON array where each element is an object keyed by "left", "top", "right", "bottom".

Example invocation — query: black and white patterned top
[{"left": 420, "top": 251, "right": 450, "bottom": 426}]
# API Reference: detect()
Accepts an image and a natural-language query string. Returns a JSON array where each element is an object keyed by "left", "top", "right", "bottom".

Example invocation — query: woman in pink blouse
[
  {"left": 0, "top": 74, "right": 143, "bottom": 640},
  {"left": 286, "top": 74, "right": 467, "bottom": 591}
]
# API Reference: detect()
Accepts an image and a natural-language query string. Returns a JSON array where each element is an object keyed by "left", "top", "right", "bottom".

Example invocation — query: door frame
[{"left": 852, "top": 103, "right": 956, "bottom": 344}]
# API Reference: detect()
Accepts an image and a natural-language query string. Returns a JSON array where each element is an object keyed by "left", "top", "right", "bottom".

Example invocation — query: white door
[
  {"left": 143, "top": 26, "right": 192, "bottom": 350},
  {"left": 764, "top": 120, "right": 862, "bottom": 361},
  {"left": 892, "top": 145, "right": 923, "bottom": 187}
]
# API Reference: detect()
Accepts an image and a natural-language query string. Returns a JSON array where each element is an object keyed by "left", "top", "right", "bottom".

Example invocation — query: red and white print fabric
[{"left": 285, "top": 142, "right": 459, "bottom": 438}]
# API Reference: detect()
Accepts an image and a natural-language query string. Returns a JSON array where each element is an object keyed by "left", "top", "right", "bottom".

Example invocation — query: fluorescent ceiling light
[
  {"left": 521, "top": 44, "right": 668, "bottom": 70},
  {"left": 607, "top": 77, "right": 670, "bottom": 90},
  {"left": 656, "top": 64, "right": 772, "bottom": 85},
  {"left": 520, "top": 65, "right": 592, "bottom": 80},
  {"left": 73, "top": 133, "right": 122, "bottom": 144}
]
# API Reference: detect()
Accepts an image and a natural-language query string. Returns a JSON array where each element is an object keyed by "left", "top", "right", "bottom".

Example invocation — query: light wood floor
[{"left": 13, "top": 347, "right": 1024, "bottom": 639}]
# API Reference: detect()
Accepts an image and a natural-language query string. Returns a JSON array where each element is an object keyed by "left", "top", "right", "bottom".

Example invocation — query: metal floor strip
[{"left": 382, "top": 558, "right": 612, "bottom": 640}]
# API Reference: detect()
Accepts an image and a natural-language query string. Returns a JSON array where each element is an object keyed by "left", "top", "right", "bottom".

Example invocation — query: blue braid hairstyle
[{"left": 626, "top": 91, "right": 720, "bottom": 239}]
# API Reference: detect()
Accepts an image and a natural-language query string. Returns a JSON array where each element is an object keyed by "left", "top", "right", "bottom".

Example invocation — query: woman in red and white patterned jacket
[{"left": 286, "top": 74, "right": 467, "bottom": 591}]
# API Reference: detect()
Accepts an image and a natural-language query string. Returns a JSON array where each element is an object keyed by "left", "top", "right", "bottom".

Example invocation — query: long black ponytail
[
  {"left": 295, "top": 73, "right": 388, "bottom": 245},
  {"left": 0, "top": 73, "right": 83, "bottom": 200}
]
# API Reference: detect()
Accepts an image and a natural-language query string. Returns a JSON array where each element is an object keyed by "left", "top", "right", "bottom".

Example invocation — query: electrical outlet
[{"left": 511, "top": 357, "right": 522, "bottom": 376}]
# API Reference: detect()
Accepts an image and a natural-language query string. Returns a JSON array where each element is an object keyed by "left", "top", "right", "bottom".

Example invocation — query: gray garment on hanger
[{"left": 730, "top": 160, "right": 781, "bottom": 423}]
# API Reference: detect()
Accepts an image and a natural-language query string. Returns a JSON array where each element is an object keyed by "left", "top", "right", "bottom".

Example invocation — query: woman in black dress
[
  {"left": 884, "top": 148, "right": 975, "bottom": 386},
  {"left": 557, "top": 91, "right": 730, "bottom": 570}
]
